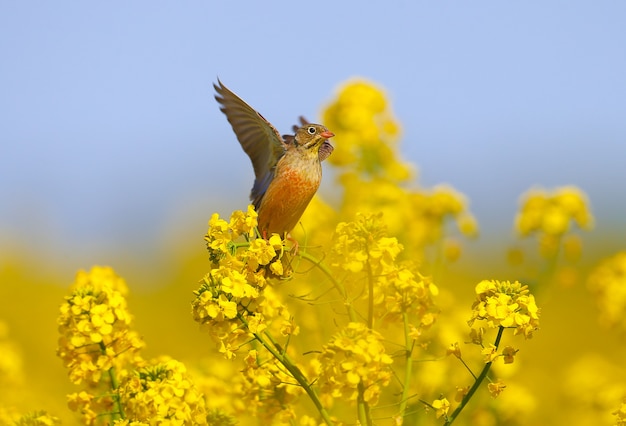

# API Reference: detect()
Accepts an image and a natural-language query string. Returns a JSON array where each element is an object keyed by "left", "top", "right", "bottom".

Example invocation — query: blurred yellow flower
[
  {"left": 587, "top": 251, "right": 626, "bottom": 332},
  {"left": 11, "top": 410, "right": 61, "bottom": 426},
  {"left": 322, "top": 79, "right": 410, "bottom": 181},
  {"left": 431, "top": 397, "right": 450, "bottom": 418},
  {"left": 515, "top": 186, "right": 594, "bottom": 238},
  {"left": 501, "top": 346, "right": 518, "bottom": 364},
  {"left": 316, "top": 322, "right": 393, "bottom": 406},
  {"left": 488, "top": 381, "right": 507, "bottom": 398},
  {"left": 446, "top": 342, "right": 462, "bottom": 358},
  {"left": 238, "top": 350, "right": 303, "bottom": 422},
  {"left": 614, "top": 398, "right": 626, "bottom": 426},
  {"left": 0, "top": 321, "right": 24, "bottom": 396}
]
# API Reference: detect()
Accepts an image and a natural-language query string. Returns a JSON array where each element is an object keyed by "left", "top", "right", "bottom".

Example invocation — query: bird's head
[{"left": 294, "top": 124, "right": 334, "bottom": 150}]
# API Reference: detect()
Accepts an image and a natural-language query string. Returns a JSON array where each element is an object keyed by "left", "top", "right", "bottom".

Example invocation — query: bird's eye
[{"left": 307, "top": 126, "right": 316, "bottom": 135}]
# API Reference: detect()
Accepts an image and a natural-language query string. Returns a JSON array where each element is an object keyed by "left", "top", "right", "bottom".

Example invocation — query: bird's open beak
[{"left": 320, "top": 131, "right": 335, "bottom": 139}]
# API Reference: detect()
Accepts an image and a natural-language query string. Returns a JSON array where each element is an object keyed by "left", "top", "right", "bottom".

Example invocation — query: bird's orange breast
[{"left": 257, "top": 161, "right": 322, "bottom": 236}]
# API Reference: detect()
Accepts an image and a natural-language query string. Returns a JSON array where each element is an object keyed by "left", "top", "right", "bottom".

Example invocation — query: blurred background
[{"left": 1, "top": 2, "right": 626, "bottom": 424}]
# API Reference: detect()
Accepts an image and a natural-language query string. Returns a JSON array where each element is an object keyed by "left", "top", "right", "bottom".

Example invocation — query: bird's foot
[{"left": 285, "top": 233, "right": 300, "bottom": 256}]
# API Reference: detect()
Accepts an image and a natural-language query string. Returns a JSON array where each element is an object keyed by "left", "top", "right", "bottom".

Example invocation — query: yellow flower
[
  {"left": 237, "top": 350, "right": 304, "bottom": 422},
  {"left": 482, "top": 344, "right": 499, "bottom": 363},
  {"left": 206, "top": 213, "right": 232, "bottom": 257},
  {"left": 119, "top": 358, "right": 207, "bottom": 424},
  {"left": 0, "top": 321, "right": 24, "bottom": 392},
  {"left": 469, "top": 280, "right": 540, "bottom": 339},
  {"left": 12, "top": 410, "right": 61, "bottom": 426},
  {"left": 376, "top": 267, "right": 438, "bottom": 323},
  {"left": 317, "top": 322, "right": 393, "bottom": 406},
  {"left": 515, "top": 186, "right": 593, "bottom": 238},
  {"left": 588, "top": 251, "right": 626, "bottom": 332},
  {"left": 431, "top": 397, "right": 450, "bottom": 418},
  {"left": 247, "top": 238, "right": 277, "bottom": 267},
  {"left": 488, "top": 381, "right": 507, "bottom": 398},
  {"left": 57, "top": 266, "right": 143, "bottom": 385},
  {"left": 502, "top": 346, "right": 518, "bottom": 364},
  {"left": 446, "top": 342, "right": 462, "bottom": 358},
  {"left": 322, "top": 79, "right": 411, "bottom": 181},
  {"left": 331, "top": 212, "right": 401, "bottom": 275},
  {"left": 229, "top": 204, "right": 258, "bottom": 238},
  {"left": 455, "top": 386, "right": 470, "bottom": 402}
]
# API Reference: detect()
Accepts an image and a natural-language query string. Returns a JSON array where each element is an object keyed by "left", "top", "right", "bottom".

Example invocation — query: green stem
[
  {"left": 398, "top": 312, "right": 414, "bottom": 418},
  {"left": 444, "top": 326, "right": 505, "bottom": 425},
  {"left": 357, "top": 382, "right": 373, "bottom": 426},
  {"left": 238, "top": 314, "right": 334, "bottom": 426},
  {"left": 366, "top": 258, "right": 374, "bottom": 329},
  {"left": 100, "top": 342, "right": 124, "bottom": 420},
  {"left": 298, "top": 251, "right": 357, "bottom": 322},
  {"left": 107, "top": 366, "right": 124, "bottom": 420}
]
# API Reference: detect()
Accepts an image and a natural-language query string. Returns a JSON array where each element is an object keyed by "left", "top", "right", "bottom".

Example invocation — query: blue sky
[{"left": 2, "top": 2, "right": 625, "bottom": 266}]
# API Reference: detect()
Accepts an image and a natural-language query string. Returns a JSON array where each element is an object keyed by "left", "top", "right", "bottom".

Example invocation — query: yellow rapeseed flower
[
  {"left": 322, "top": 79, "right": 411, "bottom": 181},
  {"left": 57, "top": 266, "right": 143, "bottom": 385},
  {"left": 431, "top": 397, "right": 450, "bottom": 419},
  {"left": 316, "top": 322, "right": 393, "bottom": 406},
  {"left": 488, "top": 381, "right": 507, "bottom": 398},
  {"left": 194, "top": 207, "right": 297, "bottom": 359},
  {"left": 515, "top": 186, "right": 593, "bottom": 237},
  {"left": 119, "top": 358, "right": 207, "bottom": 424},
  {"left": 587, "top": 251, "right": 626, "bottom": 332},
  {"left": 468, "top": 280, "right": 540, "bottom": 339},
  {"left": 237, "top": 350, "right": 304, "bottom": 422},
  {"left": 12, "top": 410, "right": 61, "bottom": 426}
]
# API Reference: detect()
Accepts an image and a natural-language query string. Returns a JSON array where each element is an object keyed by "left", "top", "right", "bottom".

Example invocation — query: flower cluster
[
  {"left": 322, "top": 79, "right": 409, "bottom": 181},
  {"left": 236, "top": 350, "right": 304, "bottom": 422},
  {"left": 559, "top": 354, "right": 626, "bottom": 425},
  {"left": 330, "top": 212, "right": 438, "bottom": 327},
  {"left": 468, "top": 280, "right": 540, "bottom": 339},
  {"left": 319, "top": 80, "right": 478, "bottom": 261},
  {"left": 587, "top": 251, "right": 626, "bottom": 332},
  {"left": 57, "top": 266, "right": 143, "bottom": 385},
  {"left": 57, "top": 267, "right": 213, "bottom": 425},
  {"left": 117, "top": 358, "right": 207, "bottom": 424},
  {"left": 331, "top": 212, "right": 401, "bottom": 274},
  {"left": 336, "top": 178, "right": 478, "bottom": 262},
  {"left": 515, "top": 186, "right": 593, "bottom": 237},
  {"left": 11, "top": 410, "right": 60, "bottom": 425},
  {"left": 0, "top": 321, "right": 23, "bottom": 398},
  {"left": 315, "top": 322, "right": 393, "bottom": 406},
  {"left": 192, "top": 206, "right": 294, "bottom": 359}
]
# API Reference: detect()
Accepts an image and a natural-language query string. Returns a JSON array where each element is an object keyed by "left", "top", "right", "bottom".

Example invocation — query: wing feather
[{"left": 214, "top": 79, "right": 286, "bottom": 204}]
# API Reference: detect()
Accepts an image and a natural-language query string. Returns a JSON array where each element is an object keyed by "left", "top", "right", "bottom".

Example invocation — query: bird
[{"left": 214, "top": 79, "right": 335, "bottom": 239}]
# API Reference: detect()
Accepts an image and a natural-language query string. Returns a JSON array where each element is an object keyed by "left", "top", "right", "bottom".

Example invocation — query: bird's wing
[
  {"left": 318, "top": 141, "right": 334, "bottom": 161},
  {"left": 214, "top": 79, "right": 286, "bottom": 205}
]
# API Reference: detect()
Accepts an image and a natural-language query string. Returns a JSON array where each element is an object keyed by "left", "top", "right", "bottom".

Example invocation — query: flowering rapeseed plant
[
  {"left": 510, "top": 185, "right": 594, "bottom": 291},
  {"left": 185, "top": 80, "right": 540, "bottom": 425},
  {"left": 57, "top": 267, "right": 211, "bottom": 425}
]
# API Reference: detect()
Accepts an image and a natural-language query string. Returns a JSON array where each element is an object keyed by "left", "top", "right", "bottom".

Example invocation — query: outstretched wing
[{"left": 214, "top": 79, "right": 286, "bottom": 205}]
